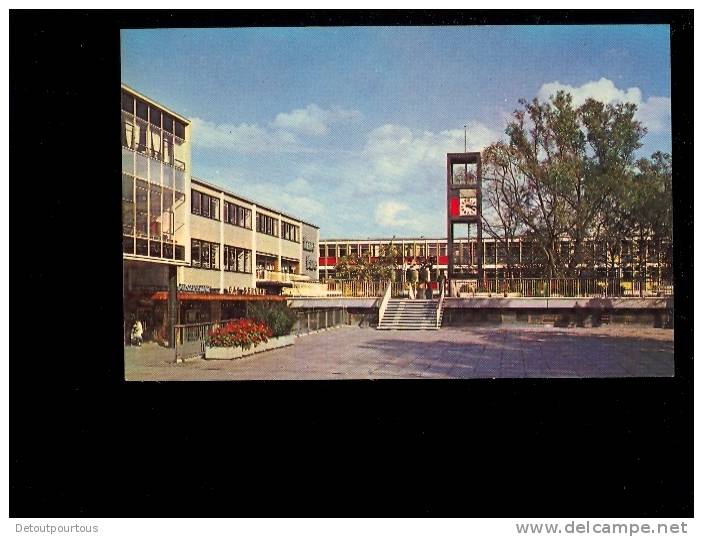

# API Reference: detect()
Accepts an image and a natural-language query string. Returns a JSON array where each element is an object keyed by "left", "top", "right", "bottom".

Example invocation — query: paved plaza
[{"left": 124, "top": 325, "right": 674, "bottom": 381}]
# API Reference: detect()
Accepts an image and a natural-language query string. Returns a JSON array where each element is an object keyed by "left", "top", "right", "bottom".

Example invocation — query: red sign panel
[{"left": 450, "top": 197, "right": 460, "bottom": 217}]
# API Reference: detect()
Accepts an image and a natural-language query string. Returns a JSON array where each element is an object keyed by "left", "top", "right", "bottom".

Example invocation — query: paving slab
[{"left": 124, "top": 325, "right": 674, "bottom": 381}]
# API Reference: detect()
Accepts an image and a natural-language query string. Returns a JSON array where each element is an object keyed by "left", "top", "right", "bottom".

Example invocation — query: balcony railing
[
  {"left": 326, "top": 280, "right": 405, "bottom": 298},
  {"left": 451, "top": 277, "right": 674, "bottom": 298},
  {"left": 325, "top": 278, "right": 673, "bottom": 299},
  {"left": 256, "top": 269, "right": 311, "bottom": 283}
]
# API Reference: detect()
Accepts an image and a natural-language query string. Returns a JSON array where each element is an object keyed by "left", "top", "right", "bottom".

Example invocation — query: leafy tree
[
  {"left": 334, "top": 241, "right": 400, "bottom": 281},
  {"left": 482, "top": 90, "right": 655, "bottom": 278}
]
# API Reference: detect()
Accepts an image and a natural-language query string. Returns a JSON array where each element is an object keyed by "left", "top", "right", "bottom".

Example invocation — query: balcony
[{"left": 256, "top": 269, "right": 311, "bottom": 283}]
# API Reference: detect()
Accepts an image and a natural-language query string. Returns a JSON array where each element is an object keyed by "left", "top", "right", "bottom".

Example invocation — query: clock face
[{"left": 459, "top": 196, "right": 477, "bottom": 216}]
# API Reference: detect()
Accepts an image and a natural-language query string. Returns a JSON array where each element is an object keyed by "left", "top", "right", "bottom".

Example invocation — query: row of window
[
  {"left": 191, "top": 239, "right": 253, "bottom": 273},
  {"left": 281, "top": 221, "right": 300, "bottom": 243},
  {"left": 122, "top": 148, "right": 187, "bottom": 195},
  {"left": 191, "top": 190, "right": 300, "bottom": 241},
  {"left": 256, "top": 213, "right": 278, "bottom": 237},
  {"left": 122, "top": 90, "right": 187, "bottom": 139},
  {"left": 123, "top": 235, "right": 185, "bottom": 261},
  {"left": 224, "top": 201, "right": 253, "bottom": 230},
  {"left": 191, "top": 239, "right": 221, "bottom": 270},
  {"left": 122, "top": 174, "right": 185, "bottom": 242},
  {"left": 192, "top": 190, "right": 220, "bottom": 220},
  {"left": 224, "top": 245, "right": 253, "bottom": 273},
  {"left": 122, "top": 114, "right": 187, "bottom": 170}
]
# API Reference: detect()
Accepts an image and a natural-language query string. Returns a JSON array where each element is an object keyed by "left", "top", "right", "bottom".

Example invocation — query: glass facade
[{"left": 122, "top": 88, "right": 187, "bottom": 262}]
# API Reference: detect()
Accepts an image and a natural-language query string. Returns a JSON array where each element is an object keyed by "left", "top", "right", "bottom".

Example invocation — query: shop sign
[
  {"left": 178, "top": 283, "right": 211, "bottom": 293},
  {"left": 303, "top": 238, "right": 316, "bottom": 252}
]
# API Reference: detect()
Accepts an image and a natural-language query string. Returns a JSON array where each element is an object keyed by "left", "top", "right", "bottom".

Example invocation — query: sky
[{"left": 121, "top": 26, "right": 672, "bottom": 239}]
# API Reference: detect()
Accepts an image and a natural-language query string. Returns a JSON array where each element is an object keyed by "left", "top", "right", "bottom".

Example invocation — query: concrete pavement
[{"left": 124, "top": 325, "right": 674, "bottom": 381}]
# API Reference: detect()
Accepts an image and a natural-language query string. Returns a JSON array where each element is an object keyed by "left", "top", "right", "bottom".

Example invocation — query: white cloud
[
  {"left": 189, "top": 117, "right": 308, "bottom": 153},
  {"left": 537, "top": 77, "right": 670, "bottom": 134},
  {"left": 356, "top": 121, "right": 499, "bottom": 193},
  {"left": 373, "top": 200, "right": 437, "bottom": 233},
  {"left": 272, "top": 104, "right": 363, "bottom": 136},
  {"left": 375, "top": 200, "right": 410, "bottom": 227},
  {"left": 637, "top": 96, "right": 672, "bottom": 134}
]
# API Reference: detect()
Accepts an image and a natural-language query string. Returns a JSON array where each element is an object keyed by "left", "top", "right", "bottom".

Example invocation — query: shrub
[
  {"left": 247, "top": 301, "right": 296, "bottom": 337},
  {"left": 206, "top": 319, "right": 272, "bottom": 350}
]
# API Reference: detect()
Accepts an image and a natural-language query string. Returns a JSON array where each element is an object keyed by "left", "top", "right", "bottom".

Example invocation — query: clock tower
[{"left": 446, "top": 152, "right": 483, "bottom": 295}]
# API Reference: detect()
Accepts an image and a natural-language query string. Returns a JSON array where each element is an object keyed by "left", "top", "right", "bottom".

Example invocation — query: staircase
[{"left": 377, "top": 299, "right": 441, "bottom": 330}]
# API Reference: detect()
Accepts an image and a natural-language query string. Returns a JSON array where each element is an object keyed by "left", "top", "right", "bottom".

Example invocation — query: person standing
[{"left": 131, "top": 319, "right": 143, "bottom": 347}]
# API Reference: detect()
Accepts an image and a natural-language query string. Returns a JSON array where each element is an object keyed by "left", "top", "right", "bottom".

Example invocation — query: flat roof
[
  {"left": 320, "top": 237, "right": 446, "bottom": 242},
  {"left": 191, "top": 176, "right": 319, "bottom": 229},
  {"left": 121, "top": 83, "right": 191, "bottom": 125}
]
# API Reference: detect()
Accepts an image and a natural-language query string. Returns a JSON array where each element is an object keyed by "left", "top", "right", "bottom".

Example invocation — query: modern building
[
  {"left": 122, "top": 84, "right": 319, "bottom": 342},
  {"left": 318, "top": 236, "right": 671, "bottom": 284},
  {"left": 121, "top": 84, "right": 191, "bottom": 345},
  {"left": 179, "top": 176, "right": 319, "bottom": 322}
]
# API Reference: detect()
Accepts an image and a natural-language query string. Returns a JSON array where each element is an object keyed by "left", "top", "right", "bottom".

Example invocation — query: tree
[
  {"left": 334, "top": 241, "right": 400, "bottom": 281},
  {"left": 482, "top": 90, "right": 649, "bottom": 278}
]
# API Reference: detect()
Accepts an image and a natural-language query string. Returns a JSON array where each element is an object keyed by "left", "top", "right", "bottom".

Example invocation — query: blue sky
[{"left": 122, "top": 26, "right": 671, "bottom": 239}]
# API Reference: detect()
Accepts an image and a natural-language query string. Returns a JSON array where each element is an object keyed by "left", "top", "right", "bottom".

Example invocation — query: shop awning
[{"left": 150, "top": 292, "right": 287, "bottom": 302}]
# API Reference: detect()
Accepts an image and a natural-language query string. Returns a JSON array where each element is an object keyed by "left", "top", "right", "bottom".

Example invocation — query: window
[
  {"left": 257, "top": 213, "right": 278, "bottom": 237},
  {"left": 121, "top": 91, "right": 134, "bottom": 113},
  {"left": 224, "top": 245, "right": 253, "bottom": 273},
  {"left": 123, "top": 235, "right": 134, "bottom": 254},
  {"left": 163, "top": 134, "right": 173, "bottom": 165},
  {"left": 237, "top": 248, "right": 244, "bottom": 272},
  {"left": 136, "top": 100, "right": 149, "bottom": 122},
  {"left": 202, "top": 242, "right": 210, "bottom": 269},
  {"left": 122, "top": 114, "right": 135, "bottom": 150},
  {"left": 191, "top": 239, "right": 201, "bottom": 267},
  {"left": 136, "top": 238, "right": 148, "bottom": 256},
  {"left": 162, "top": 188, "right": 173, "bottom": 239},
  {"left": 135, "top": 180, "right": 148, "bottom": 237},
  {"left": 175, "top": 120, "right": 186, "bottom": 140},
  {"left": 191, "top": 239, "right": 221, "bottom": 270},
  {"left": 149, "top": 240, "right": 161, "bottom": 258},
  {"left": 211, "top": 244, "right": 220, "bottom": 270},
  {"left": 192, "top": 190, "right": 220, "bottom": 221},
  {"left": 282, "top": 221, "right": 300, "bottom": 243},
  {"left": 149, "top": 127, "right": 162, "bottom": 160},
  {"left": 192, "top": 190, "right": 202, "bottom": 215},
  {"left": 223, "top": 201, "right": 251, "bottom": 229},
  {"left": 149, "top": 106, "right": 162, "bottom": 128},
  {"left": 452, "top": 162, "right": 477, "bottom": 185},
  {"left": 149, "top": 185, "right": 161, "bottom": 239},
  {"left": 163, "top": 114, "right": 174, "bottom": 134},
  {"left": 210, "top": 197, "right": 219, "bottom": 221}
]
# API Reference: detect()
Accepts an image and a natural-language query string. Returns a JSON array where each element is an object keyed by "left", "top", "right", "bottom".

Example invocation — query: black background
[{"left": 10, "top": 10, "right": 693, "bottom": 517}]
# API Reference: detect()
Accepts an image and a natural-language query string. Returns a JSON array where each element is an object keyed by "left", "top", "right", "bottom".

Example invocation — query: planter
[{"left": 205, "top": 334, "right": 295, "bottom": 360}]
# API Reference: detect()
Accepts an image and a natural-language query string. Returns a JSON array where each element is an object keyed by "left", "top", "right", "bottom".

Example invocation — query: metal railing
[
  {"left": 173, "top": 318, "right": 241, "bottom": 362},
  {"left": 451, "top": 278, "right": 674, "bottom": 298},
  {"left": 292, "top": 308, "right": 351, "bottom": 335},
  {"left": 436, "top": 281, "right": 445, "bottom": 328},
  {"left": 326, "top": 279, "right": 404, "bottom": 297}
]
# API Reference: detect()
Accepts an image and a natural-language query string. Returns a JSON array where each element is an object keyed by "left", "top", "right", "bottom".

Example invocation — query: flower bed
[{"left": 204, "top": 319, "right": 294, "bottom": 360}]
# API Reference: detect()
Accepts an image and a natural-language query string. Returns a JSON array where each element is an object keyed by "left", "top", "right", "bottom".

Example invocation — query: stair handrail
[
  {"left": 378, "top": 280, "right": 393, "bottom": 326},
  {"left": 436, "top": 280, "right": 445, "bottom": 328}
]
